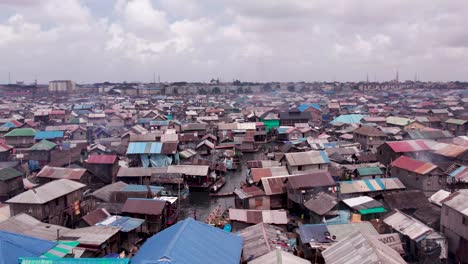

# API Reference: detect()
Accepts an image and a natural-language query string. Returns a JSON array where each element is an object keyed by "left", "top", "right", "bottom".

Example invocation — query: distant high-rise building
[{"left": 48, "top": 80, "right": 75, "bottom": 93}]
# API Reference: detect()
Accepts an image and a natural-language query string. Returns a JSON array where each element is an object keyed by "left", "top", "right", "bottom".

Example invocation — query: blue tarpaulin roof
[
  {"left": 96, "top": 216, "right": 145, "bottom": 232},
  {"left": 297, "top": 103, "right": 321, "bottom": 112},
  {"left": 35, "top": 131, "right": 64, "bottom": 140},
  {"left": 330, "top": 114, "right": 364, "bottom": 125},
  {"left": 127, "top": 142, "right": 163, "bottom": 154},
  {"left": 132, "top": 218, "right": 243, "bottom": 264},
  {"left": 0, "top": 231, "right": 56, "bottom": 264},
  {"left": 122, "top": 185, "right": 164, "bottom": 193}
]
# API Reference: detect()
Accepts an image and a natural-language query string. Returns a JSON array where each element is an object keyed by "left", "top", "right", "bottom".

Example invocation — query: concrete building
[{"left": 48, "top": 80, "right": 75, "bottom": 93}]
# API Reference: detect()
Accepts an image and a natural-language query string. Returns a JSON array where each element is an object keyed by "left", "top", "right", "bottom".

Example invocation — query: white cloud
[{"left": 1, "top": 0, "right": 468, "bottom": 83}]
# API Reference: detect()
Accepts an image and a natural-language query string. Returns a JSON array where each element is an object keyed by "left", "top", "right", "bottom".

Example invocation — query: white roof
[
  {"left": 383, "top": 210, "right": 433, "bottom": 241},
  {"left": 342, "top": 196, "right": 374, "bottom": 208},
  {"left": 429, "top": 189, "right": 451, "bottom": 207}
]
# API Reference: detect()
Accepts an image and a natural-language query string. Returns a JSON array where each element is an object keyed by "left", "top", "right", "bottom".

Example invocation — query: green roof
[
  {"left": 0, "top": 167, "right": 23, "bottom": 181},
  {"left": 20, "top": 258, "right": 130, "bottom": 264},
  {"left": 29, "top": 140, "right": 57, "bottom": 151},
  {"left": 4, "top": 128, "right": 36, "bottom": 137},
  {"left": 41, "top": 241, "right": 80, "bottom": 259},
  {"left": 356, "top": 167, "right": 383, "bottom": 176},
  {"left": 358, "top": 207, "right": 386, "bottom": 215}
]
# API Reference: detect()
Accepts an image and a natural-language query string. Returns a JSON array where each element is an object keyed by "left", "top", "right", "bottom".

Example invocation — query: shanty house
[
  {"left": 121, "top": 198, "right": 168, "bottom": 235},
  {"left": 440, "top": 191, "right": 468, "bottom": 262},
  {"left": 377, "top": 140, "right": 432, "bottom": 166},
  {"left": 4, "top": 128, "right": 36, "bottom": 148},
  {"left": 6, "top": 179, "right": 86, "bottom": 226},
  {"left": 286, "top": 172, "right": 336, "bottom": 208},
  {"left": 391, "top": 155, "right": 445, "bottom": 195},
  {"left": 284, "top": 150, "right": 330, "bottom": 174},
  {"left": 234, "top": 186, "right": 270, "bottom": 210},
  {"left": 0, "top": 167, "right": 24, "bottom": 201},
  {"left": 353, "top": 126, "right": 386, "bottom": 151},
  {"left": 84, "top": 154, "right": 118, "bottom": 185},
  {"left": 126, "top": 142, "right": 178, "bottom": 168}
]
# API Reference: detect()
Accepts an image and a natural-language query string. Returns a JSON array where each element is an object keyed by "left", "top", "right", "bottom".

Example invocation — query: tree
[
  {"left": 287, "top": 85, "right": 295, "bottom": 92},
  {"left": 237, "top": 87, "right": 244, "bottom": 93},
  {"left": 213, "top": 87, "right": 221, "bottom": 94},
  {"left": 262, "top": 83, "right": 272, "bottom": 92}
]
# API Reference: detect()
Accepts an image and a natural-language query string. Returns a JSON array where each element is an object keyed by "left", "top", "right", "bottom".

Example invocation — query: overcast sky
[{"left": 1, "top": 0, "right": 467, "bottom": 84}]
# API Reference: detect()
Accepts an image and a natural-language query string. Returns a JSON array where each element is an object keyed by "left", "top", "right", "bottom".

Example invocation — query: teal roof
[
  {"left": 29, "top": 140, "right": 57, "bottom": 151},
  {"left": 0, "top": 167, "right": 23, "bottom": 181},
  {"left": 330, "top": 114, "right": 364, "bottom": 125},
  {"left": 35, "top": 131, "right": 64, "bottom": 140},
  {"left": 356, "top": 167, "right": 383, "bottom": 176},
  {"left": 4, "top": 128, "right": 36, "bottom": 137}
]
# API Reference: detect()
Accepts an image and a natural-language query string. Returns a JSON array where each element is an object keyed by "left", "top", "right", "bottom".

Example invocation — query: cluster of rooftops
[{"left": 0, "top": 84, "right": 465, "bottom": 263}]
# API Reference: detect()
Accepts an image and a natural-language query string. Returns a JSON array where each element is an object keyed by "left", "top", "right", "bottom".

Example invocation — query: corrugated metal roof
[
  {"left": 86, "top": 154, "right": 117, "bottom": 164},
  {"left": 356, "top": 167, "right": 383, "bottom": 176},
  {"left": 121, "top": 198, "right": 166, "bottom": 216},
  {"left": 441, "top": 191, "right": 468, "bottom": 217},
  {"left": 0, "top": 231, "right": 56, "bottom": 264},
  {"left": 330, "top": 114, "right": 363, "bottom": 125},
  {"left": 36, "top": 166, "right": 86, "bottom": 180},
  {"left": 4, "top": 128, "right": 36, "bottom": 137},
  {"left": 287, "top": 172, "right": 335, "bottom": 189},
  {"left": 167, "top": 165, "right": 209, "bottom": 176},
  {"left": 304, "top": 192, "right": 338, "bottom": 215},
  {"left": 63, "top": 226, "right": 121, "bottom": 246},
  {"left": 0, "top": 213, "right": 71, "bottom": 241},
  {"left": 6, "top": 179, "right": 85, "bottom": 204},
  {"left": 391, "top": 155, "right": 437, "bottom": 175},
  {"left": 34, "top": 131, "right": 64, "bottom": 140},
  {"left": 248, "top": 249, "right": 311, "bottom": 264},
  {"left": 339, "top": 178, "right": 405, "bottom": 194},
  {"left": 96, "top": 215, "right": 145, "bottom": 232},
  {"left": 0, "top": 167, "right": 23, "bottom": 181},
  {"left": 250, "top": 166, "right": 289, "bottom": 183},
  {"left": 126, "top": 142, "right": 178, "bottom": 155},
  {"left": 322, "top": 231, "right": 406, "bottom": 264},
  {"left": 20, "top": 258, "right": 130, "bottom": 264},
  {"left": 383, "top": 209, "right": 433, "bottom": 241},
  {"left": 285, "top": 150, "right": 330, "bottom": 166},
  {"left": 229, "top": 209, "right": 288, "bottom": 224},
  {"left": 429, "top": 190, "right": 451, "bottom": 206},
  {"left": 385, "top": 140, "right": 431, "bottom": 153},
  {"left": 29, "top": 140, "right": 57, "bottom": 151},
  {"left": 132, "top": 218, "right": 242, "bottom": 264}
]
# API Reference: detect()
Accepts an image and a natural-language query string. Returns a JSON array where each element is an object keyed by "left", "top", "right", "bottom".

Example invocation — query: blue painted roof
[
  {"left": 2, "top": 122, "right": 19, "bottom": 128},
  {"left": 297, "top": 103, "right": 321, "bottom": 112},
  {"left": 330, "top": 114, "right": 364, "bottom": 125},
  {"left": 132, "top": 218, "right": 243, "bottom": 264},
  {"left": 0, "top": 230, "right": 56, "bottom": 264},
  {"left": 122, "top": 185, "right": 164, "bottom": 193},
  {"left": 97, "top": 216, "right": 145, "bottom": 232},
  {"left": 34, "top": 131, "right": 64, "bottom": 140},
  {"left": 126, "top": 142, "right": 163, "bottom": 154}
]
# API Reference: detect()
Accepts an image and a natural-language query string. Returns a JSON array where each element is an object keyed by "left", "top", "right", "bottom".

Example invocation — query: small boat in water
[{"left": 209, "top": 176, "right": 226, "bottom": 193}]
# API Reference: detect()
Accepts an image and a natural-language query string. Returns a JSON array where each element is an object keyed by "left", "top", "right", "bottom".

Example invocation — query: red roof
[
  {"left": 50, "top": 110, "right": 65, "bottom": 115},
  {"left": 87, "top": 154, "right": 117, "bottom": 164},
  {"left": 391, "top": 156, "right": 437, "bottom": 175},
  {"left": 386, "top": 140, "right": 431, "bottom": 153}
]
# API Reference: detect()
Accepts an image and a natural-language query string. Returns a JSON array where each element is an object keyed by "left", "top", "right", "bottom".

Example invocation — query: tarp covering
[{"left": 140, "top": 155, "right": 172, "bottom": 168}]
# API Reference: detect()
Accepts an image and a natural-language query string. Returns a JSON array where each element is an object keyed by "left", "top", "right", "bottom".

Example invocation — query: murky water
[{"left": 179, "top": 153, "right": 254, "bottom": 221}]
